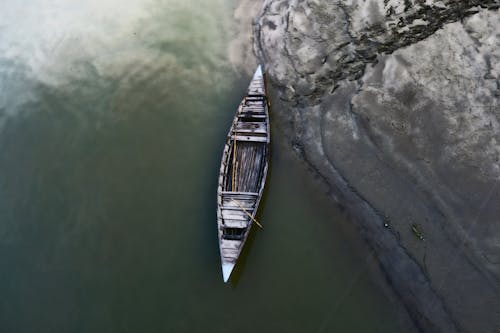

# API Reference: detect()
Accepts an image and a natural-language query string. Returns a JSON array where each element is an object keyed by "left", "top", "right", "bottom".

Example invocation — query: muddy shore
[{"left": 249, "top": 1, "right": 500, "bottom": 332}]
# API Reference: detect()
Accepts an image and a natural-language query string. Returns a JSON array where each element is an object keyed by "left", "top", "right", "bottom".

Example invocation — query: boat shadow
[{"left": 228, "top": 225, "right": 258, "bottom": 286}]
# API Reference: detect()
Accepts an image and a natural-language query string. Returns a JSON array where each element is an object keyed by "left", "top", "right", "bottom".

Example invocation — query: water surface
[{"left": 0, "top": 1, "right": 409, "bottom": 332}]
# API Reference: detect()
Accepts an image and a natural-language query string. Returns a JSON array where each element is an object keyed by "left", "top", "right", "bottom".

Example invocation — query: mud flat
[{"left": 253, "top": 1, "right": 500, "bottom": 332}]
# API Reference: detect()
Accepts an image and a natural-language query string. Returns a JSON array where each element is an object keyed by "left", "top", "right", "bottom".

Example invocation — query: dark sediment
[{"left": 253, "top": 1, "right": 500, "bottom": 332}]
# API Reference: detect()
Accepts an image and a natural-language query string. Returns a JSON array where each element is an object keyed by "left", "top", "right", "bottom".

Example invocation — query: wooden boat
[{"left": 216, "top": 65, "right": 270, "bottom": 283}]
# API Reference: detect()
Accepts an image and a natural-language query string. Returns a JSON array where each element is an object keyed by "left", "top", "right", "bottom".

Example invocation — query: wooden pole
[
  {"left": 231, "top": 200, "right": 263, "bottom": 229},
  {"left": 232, "top": 139, "right": 237, "bottom": 191},
  {"left": 235, "top": 161, "right": 239, "bottom": 192}
]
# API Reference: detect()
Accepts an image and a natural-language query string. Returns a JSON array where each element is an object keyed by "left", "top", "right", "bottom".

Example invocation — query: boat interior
[{"left": 219, "top": 96, "right": 268, "bottom": 241}]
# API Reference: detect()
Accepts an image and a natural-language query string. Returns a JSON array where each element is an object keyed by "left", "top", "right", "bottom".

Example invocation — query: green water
[{"left": 0, "top": 1, "right": 409, "bottom": 332}]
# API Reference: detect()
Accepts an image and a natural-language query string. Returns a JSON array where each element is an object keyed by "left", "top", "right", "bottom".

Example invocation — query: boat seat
[
  {"left": 234, "top": 122, "right": 267, "bottom": 134},
  {"left": 221, "top": 191, "right": 257, "bottom": 208},
  {"left": 244, "top": 104, "right": 264, "bottom": 108},
  {"left": 237, "top": 114, "right": 267, "bottom": 121},
  {"left": 223, "top": 219, "right": 249, "bottom": 228},
  {"left": 221, "top": 191, "right": 258, "bottom": 197},
  {"left": 221, "top": 209, "right": 248, "bottom": 221},
  {"left": 221, "top": 204, "right": 255, "bottom": 211},
  {"left": 248, "top": 82, "right": 265, "bottom": 95},
  {"left": 220, "top": 246, "right": 240, "bottom": 260},
  {"left": 231, "top": 135, "right": 268, "bottom": 142},
  {"left": 244, "top": 100, "right": 265, "bottom": 106},
  {"left": 241, "top": 110, "right": 265, "bottom": 116}
]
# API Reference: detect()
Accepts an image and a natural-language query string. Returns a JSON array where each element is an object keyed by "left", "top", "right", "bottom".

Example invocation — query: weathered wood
[
  {"left": 221, "top": 205, "right": 254, "bottom": 212},
  {"left": 231, "top": 199, "right": 263, "bottom": 229},
  {"left": 221, "top": 191, "right": 258, "bottom": 196},
  {"left": 221, "top": 211, "right": 248, "bottom": 221},
  {"left": 235, "top": 122, "right": 267, "bottom": 134},
  {"left": 216, "top": 65, "right": 270, "bottom": 282},
  {"left": 231, "top": 135, "right": 268, "bottom": 143},
  {"left": 232, "top": 139, "right": 237, "bottom": 191},
  {"left": 242, "top": 108, "right": 264, "bottom": 113},
  {"left": 237, "top": 115, "right": 267, "bottom": 121},
  {"left": 223, "top": 219, "right": 248, "bottom": 228}
]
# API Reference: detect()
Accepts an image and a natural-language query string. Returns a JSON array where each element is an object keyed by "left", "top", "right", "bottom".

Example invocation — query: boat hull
[{"left": 216, "top": 66, "right": 270, "bottom": 282}]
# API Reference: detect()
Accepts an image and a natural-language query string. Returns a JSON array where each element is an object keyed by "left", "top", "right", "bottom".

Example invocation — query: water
[{"left": 0, "top": 1, "right": 409, "bottom": 332}]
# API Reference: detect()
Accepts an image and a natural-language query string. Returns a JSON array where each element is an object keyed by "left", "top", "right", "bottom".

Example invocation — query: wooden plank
[
  {"left": 223, "top": 219, "right": 248, "bottom": 228},
  {"left": 234, "top": 130, "right": 267, "bottom": 135},
  {"left": 221, "top": 191, "right": 258, "bottom": 196},
  {"left": 220, "top": 239, "right": 240, "bottom": 248},
  {"left": 221, "top": 206, "right": 255, "bottom": 217},
  {"left": 234, "top": 122, "right": 267, "bottom": 134},
  {"left": 232, "top": 135, "right": 268, "bottom": 142},
  {"left": 221, "top": 193, "right": 257, "bottom": 208},
  {"left": 241, "top": 104, "right": 265, "bottom": 112},
  {"left": 231, "top": 199, "right": 263, "bottom": 229},
  {"left": 221, "top": 247, "right": 240, "bottom": 259},
  {"left": 220, "top": 198, "right": 255, "bottom": 210},
  {"left": 221, "top": 211, "right": 248, "bottom": 221},
  {"left": 237, "top": 114, "right": 267, "bottom": 119},
  {"left": 222, "top": 202, "right": 254, "bottom": 208},
  {"left": 241, "top": 110, "right": 265, "bottom": 115},
  {"left": 241, "top": 111, "right": 264, "bottom": 115},
  {"left": 221, "top": 196, "right": 257, "bottom": 203},
  {"left": 235, "top": 122, "right": 266, "bottom": 130},
  {"left": 248, "top": 83, "right": 265, "bottom": 95}
]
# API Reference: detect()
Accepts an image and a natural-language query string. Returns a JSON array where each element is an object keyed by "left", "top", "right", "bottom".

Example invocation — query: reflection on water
[
  {"left": 0, "top": 0, "right": 235, "bottom": 126},
  {"left": 0, "top": 1, "right": 410, "bottom": 332}
]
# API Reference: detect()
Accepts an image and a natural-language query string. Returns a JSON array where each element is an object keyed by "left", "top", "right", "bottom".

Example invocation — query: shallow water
[{"left": 0, "top": 1, "right": 408, "bottom": 332}]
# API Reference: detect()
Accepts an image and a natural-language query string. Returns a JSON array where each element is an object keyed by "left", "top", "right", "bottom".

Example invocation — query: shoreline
[{"left": 251, "top": 1, "right": 500, "bottom": 332}]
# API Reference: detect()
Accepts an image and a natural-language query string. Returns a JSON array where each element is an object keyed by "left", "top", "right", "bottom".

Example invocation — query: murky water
[{"left": 0, "top": 1, "right": 409, "bottom": 332}]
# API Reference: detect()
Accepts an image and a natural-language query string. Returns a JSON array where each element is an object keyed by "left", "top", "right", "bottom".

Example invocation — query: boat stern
[{"left": 222, "top": 262, "right": 235, "bottom": 283}]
